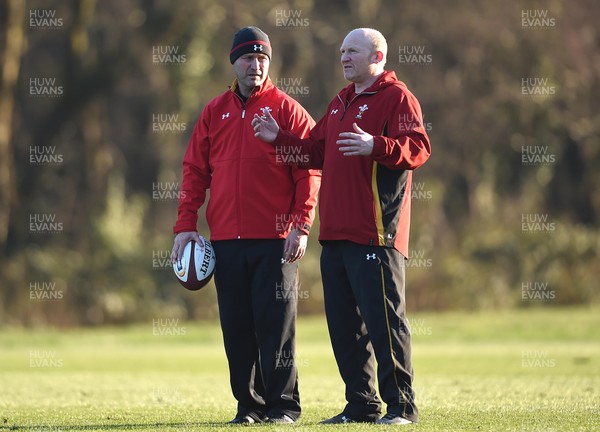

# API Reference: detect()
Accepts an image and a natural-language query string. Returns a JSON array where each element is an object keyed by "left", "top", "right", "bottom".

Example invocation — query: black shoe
[
  {"left": 320, "top": 413, "right": 379, "bottom": 424},
  {"left": 228, "top": 415, "right": 255, "bottom": 425},
  {"left": 375, "top": 413, "right": 413, "bottom": 425},
  {"left": 228, "top": 412, "right": 265, "bottom": 425},
  {"left": 320, "top": 413, "right": 355, "bottom": 424},
  {"left": 265, "top": 414, "right": 295, "bottom": 424}
]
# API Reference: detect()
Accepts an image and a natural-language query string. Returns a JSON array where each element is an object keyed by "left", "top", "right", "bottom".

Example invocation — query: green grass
[{"left": 1, "top": 307, "right": 598, "bottom": 431}]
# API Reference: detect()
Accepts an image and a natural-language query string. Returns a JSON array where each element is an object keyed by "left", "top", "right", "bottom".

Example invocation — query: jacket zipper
[
  {"left": 233, "top": 92, "right": 248, "bottom": 239},
  {"left": 337, "top": 89, "right": 381, "bottom": 246}
]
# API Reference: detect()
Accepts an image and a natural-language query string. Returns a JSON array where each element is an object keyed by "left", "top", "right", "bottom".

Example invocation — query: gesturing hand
[
  {"left": 252, "top": 108, "right": 280, "bottom": 143},
  {"left": 337, "top": 123, "right": 374, "bottom": 156}
]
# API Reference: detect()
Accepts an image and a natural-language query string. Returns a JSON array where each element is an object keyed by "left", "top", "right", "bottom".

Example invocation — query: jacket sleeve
[
  {"left": 278, "top": 98, "right": 322, "bottom": 235},
  {"left": 371, "top": 88, "right": 431, "bottom": 170},
  {"left": 173, "top": 109, "right": 212, "bottom": 234}
]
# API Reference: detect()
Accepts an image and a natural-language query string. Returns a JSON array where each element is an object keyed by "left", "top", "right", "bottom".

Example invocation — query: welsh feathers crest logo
[
  {"left": 356, "top": 104, "right": 368, "bottom": 119},
  {"left": 259, "top": 106, "right": 272, "bottom": 119}
]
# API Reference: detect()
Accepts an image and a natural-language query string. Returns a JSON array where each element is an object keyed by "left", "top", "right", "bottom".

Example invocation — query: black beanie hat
[{"left": 230, "top": 26, "right": 272, "bottom": 64}]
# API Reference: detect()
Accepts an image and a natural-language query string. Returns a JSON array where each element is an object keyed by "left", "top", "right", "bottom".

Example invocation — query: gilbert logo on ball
[{"left": 173, "top": 238, "right": 216, "bottom": 290}]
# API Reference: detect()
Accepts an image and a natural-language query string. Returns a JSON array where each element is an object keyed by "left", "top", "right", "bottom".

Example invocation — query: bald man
[{"left": 253, "top": 28, "right": 431, "bottom": 425}]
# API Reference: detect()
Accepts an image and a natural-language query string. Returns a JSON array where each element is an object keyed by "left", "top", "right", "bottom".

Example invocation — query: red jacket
[
  {"left": 274, "top": 71, "right": 430, "bottom": 256},
  {"left": 174, "top": 77, "right": 321, "bottom": 240}
]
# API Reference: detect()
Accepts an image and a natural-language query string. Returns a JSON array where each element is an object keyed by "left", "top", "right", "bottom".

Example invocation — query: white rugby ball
[{"left": 173, "top": 238, "right": 216, "bottom": 291}]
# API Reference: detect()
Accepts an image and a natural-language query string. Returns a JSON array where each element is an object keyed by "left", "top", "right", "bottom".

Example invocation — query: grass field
[{"left": 1, "top": 307, "right": 598, "bottom": 431}]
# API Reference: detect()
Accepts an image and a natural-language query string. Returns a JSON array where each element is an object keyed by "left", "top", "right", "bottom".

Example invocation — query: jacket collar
[
  {"left": 230, "top": 76, "right": 275, "bottom": 99},
  {"left": 338, "top": 70, "right": 404, "bottom": 100}
]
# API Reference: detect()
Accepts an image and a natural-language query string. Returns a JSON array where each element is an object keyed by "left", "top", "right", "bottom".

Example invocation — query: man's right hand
[
  {"left": 171, "top": 231, "right": 203, "bottom": 263},
  {"left": 252, "top": 108, "right": 279, "bottom": 143}
]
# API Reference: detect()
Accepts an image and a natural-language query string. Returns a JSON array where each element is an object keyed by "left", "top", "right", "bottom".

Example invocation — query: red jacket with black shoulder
[{"left": 274, "top": 71, "right": 430, "bottom": 257}]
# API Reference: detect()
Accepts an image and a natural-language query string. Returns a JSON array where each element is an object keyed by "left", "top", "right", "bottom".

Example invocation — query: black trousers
[
  {"left": 321, "top": 240, "right": 418, "bottom": 423},
  {"left": 212, "top": 239, "right": 301, "bottom": 421}
]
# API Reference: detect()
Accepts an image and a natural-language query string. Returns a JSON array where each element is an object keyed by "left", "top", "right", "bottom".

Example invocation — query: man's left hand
[
  {"left": 283, "top": 229, "right": 308, "bottom": 263},
  {"left": 337, "top": 123, "right": 374, "bottom": 156}
]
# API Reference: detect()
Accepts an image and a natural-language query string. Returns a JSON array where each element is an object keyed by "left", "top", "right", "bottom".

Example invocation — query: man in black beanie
[
  {"left": 172, "top": 26, "right": 321, "bottom": 424},
  {"left": 229, "top": 26, "right": 272, "bottom": 64}
]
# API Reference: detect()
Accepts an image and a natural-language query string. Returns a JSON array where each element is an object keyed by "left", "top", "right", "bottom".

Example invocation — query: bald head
[
  {"left": 345, "top": 28, "right": 387, "bottom": 68},
  {"left": 340, "top": 28, "right": 388, "bottom": 90}
]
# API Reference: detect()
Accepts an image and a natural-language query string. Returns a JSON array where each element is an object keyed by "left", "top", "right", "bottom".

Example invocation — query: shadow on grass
[{"left": 0, "top": 421, "right": 235, "bottom": 431}]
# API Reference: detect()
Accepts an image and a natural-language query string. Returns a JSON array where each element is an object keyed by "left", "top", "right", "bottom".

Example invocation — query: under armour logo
[
  {"left": 366, "top": 253, "right": 377, "bottom": 260},
  {"left": 222, "top": 113, "right": 230, "bottom": 120},
  {"left": 254, "top": 45, "right": 263, "bottom": 52},
  {"left": 330, "top": 109, "right": 339, "bottom": 115},
  {"left": 356, "top": 104, "right": 369, "bottom": 119}
]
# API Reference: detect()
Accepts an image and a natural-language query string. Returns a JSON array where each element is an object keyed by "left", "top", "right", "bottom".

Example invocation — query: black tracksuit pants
[
  {"left": 321, "top": 240, "right": 418, "bottom": 423},
  {"left": 212, "top": 239, "right": 300, "bottom": 421}
]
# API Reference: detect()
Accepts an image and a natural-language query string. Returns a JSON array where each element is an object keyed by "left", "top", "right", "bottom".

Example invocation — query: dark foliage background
[{"left": 1, "top": 0, "right": 598, "bottom": 325}]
